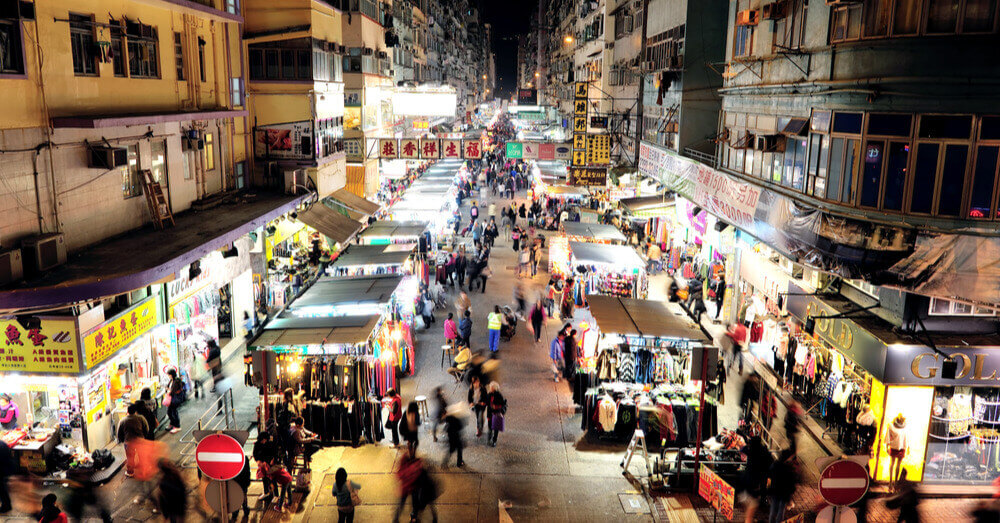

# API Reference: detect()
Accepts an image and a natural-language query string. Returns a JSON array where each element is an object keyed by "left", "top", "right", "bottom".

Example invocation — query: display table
[{"left": 12, "top": 430, "right": 61, "bottom": 474}]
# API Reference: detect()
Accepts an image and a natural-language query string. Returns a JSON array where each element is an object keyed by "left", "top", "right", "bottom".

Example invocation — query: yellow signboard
[
  {"left": 573, "top": 117, "right": 587, "bottom": 132},
  {"left": 575, "top": 82, "right": 588, "bottom": 99},
  {"left": 0, "top": 317, "right": 80, "bottom": 374},
  {"left": 574, "top": 100, "right": 588, "bottom": 116},
  {"left": 573, "top": 134, "right": 586, "bottom": 150},
  {"left": 84, "top": 298, "right": 159, "bottom": 369},
  {"left": 586, "top": 134, "right": 612, "bottom": 165},
  {"left": 572, "top": 150, "right": 587, "bottom": 166}
]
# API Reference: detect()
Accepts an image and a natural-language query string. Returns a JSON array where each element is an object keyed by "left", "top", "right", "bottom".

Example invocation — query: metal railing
[
  {"left": 175, "top": 388, "right": 237, "bottom": 468},
  {"left": 683, "top": 147, "right": 716, "bottom": 168}
]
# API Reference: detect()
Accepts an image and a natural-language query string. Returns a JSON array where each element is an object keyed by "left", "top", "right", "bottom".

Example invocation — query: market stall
[
  {"left": 561, "top": 222, "right": 627, "bottom": 245},
  {"left": 574, "top": 296, "right": 716, "bottom": 447},
  {"left": 565, "top": 242, "right": 648, "bottom": 299},
  {"left": 327, "top": 244, "right": 416, "bottom": 277},
  {"left": 358, "top": 220, "right": 430, "bottom": 246}
]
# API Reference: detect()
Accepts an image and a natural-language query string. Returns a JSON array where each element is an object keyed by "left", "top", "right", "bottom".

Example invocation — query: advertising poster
[{"left": 255, "top": 121, "right": 314, "bottom": 160}]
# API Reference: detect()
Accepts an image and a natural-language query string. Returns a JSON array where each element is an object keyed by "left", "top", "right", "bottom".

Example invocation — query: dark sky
[{"left": 480, "top": 0, "right": 538, "bottom": 100}]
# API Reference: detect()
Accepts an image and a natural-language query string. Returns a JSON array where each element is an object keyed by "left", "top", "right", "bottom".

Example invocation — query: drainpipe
[{"left": 633, "top": 0, "right": 650, "bottom": 167}]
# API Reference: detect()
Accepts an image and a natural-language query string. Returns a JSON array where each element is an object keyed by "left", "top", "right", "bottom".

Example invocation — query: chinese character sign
[
  {"left": 399, "top": 139, "right": 420, "bottom": 159},
  {"left": 0, "top": 317, "right": 80, "bottom": 373},
  {"left": 441, "top": 139, "right": 462, "bottom": 158},
  {"left": 379, "top": 139, "right": 398, "bottom": 159},
  {"left": 463, "top": 140, "right": 482, "bottom": 159},
  {"left": 420, "top": 139, "right": 440, "bottom": 159},
  {"left": 84, "top": 298, "right": 159, "bottom": 369},
  {"left": 698, "top": 465, "right": 736, "bottom": 520},
  {"left": 575, "top": 82, "right": 588, "bottom": 99}
]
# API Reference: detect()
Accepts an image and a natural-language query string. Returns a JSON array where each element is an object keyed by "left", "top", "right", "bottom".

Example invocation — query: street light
[
  {"left": 534, "top": 71, "right": 540, "bottom": 78},
  {"left": 564, "top": 35, "right": 574, "bottom": 44},
  {"left": 483, "top": 74, "right": 487, "bottom": 79}
]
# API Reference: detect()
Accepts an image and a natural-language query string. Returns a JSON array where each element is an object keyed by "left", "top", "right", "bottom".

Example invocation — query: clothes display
[
  {"left": 580, "top": 382, "right": 719, "bottom": 446},
  {"left": 925, "top": 388, "right": 1000, "bottom": 483}
]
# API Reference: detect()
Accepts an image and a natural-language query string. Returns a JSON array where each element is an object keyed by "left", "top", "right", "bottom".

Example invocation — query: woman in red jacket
[{"left": 384, "top": 389, "right": 403, "bottom": 447}]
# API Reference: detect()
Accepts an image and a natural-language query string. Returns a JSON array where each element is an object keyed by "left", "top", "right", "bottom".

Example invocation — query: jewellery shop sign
[{"left": 885, "top": 344, "right": 1000, "bottom": 387}]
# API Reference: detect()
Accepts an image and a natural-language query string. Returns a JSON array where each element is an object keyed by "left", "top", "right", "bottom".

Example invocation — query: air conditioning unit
[
  {"left": 284, "top": 169, "right": 307, "bottom": 195},
  {"left": 736, "top": 9, "right": 760, "bottom": 26},
  {"left": 88, "top": 146, "right": 128, "bottom": 169},
  {"left": 763, "top": 0, "right": 789, "bottom": 19},
  {"left": 0, "top": 249, "right": 23, "bottom": 287},
  {"left": 22, "top": 233, "right": 67, "bottom": 273}
]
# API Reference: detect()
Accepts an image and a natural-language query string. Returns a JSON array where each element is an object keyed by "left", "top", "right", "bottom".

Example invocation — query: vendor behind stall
[{"left": 0, "top": 395, "right": 18, "bottom": 430}]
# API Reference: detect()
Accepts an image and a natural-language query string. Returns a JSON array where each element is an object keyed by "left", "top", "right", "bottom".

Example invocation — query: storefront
[
  {"left": 618, "top": 194, "right": 675, "bottom": 245},
  {"left": 567, "top": 242, "right": 648, "bottom": 300},
  {"left": 575, "top": 295, "right": 718, "bottom": 451}
]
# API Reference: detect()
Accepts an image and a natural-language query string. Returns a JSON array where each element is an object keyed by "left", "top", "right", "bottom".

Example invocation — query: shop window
[
  {"left": 70, "top": 14, "right": 98, "bottom": 76},
  {"left": 969, "top": 145, "right": 999, "bottom": 218},
  {"left": 151, "top": 140, "right": 167, "bottom": 187},
  {"left": 833, "top": 112, "right": 864, "bottom": 134},
  {"left": 773, "top": 0, "right": 807, "bottom": 50},
  {"left": 122, "top": 144, "right": 142, "bottom": 199},
  {"left": 174, "top": 32, "right": 184, "bottom": 80},
  {"left": 198, "top": 38, "right": 206, "bottom": 82},
  {"left": 868, "top": 113, "right": 912, "bottom": 137},
  {"left": 203, "top": 132, "right": 215, "bottom": 171},
  {"left": 894, "top": 0, "right": 923, "bottom": 34},
  {"left": 864, "top": 0, "right": 892, "bottom": 37},
  {"left": 911, "top": 143, "right": 939, "bottom": 214},
  {"left": 831, "top": 5, "right": 863, "bottom": 42},
  {"left": 937, "top": 144, "right": 968, "bottom": 216},
  {"left": 127, "top": 29, "right": 160, "bottom": 79},
  {"left": 861, "top": 141, "right": 884, "bottom": 208},
  {"left": 0, "top": 14, "right": 24, "bottom": 75},
  {"left": 110, "top": 21, "right": 126, "bottom": 77},
  {"left": 882, "top": 142, "right": 909, "bottom": 211},
  {"left": 925, "top": 387, "right": 1000, "bottom": 484},
  {"left": 919, "top": 115, "right": 973, "bottom": 140}
]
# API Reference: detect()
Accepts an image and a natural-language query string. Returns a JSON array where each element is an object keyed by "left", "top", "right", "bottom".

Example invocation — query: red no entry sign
[
  {"left": 196, "top": 433, "right": 245, "bottom": 481},
  {"left": 819, "top": 459, "right": 869, "bottom": 507}
]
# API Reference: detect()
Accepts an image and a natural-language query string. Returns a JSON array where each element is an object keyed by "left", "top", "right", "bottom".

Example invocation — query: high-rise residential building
[{"left": 244, "top": 0, "right": 347, "bottom": 199}]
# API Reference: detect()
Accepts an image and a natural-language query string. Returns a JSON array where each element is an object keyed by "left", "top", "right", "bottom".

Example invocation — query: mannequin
[{"left": 885, "top": 414, "right": 908, "bottom": 489}]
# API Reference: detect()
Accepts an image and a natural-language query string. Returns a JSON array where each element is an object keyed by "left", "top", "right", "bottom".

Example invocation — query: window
[
  {"left": 126, "top": 24, "right": 159, "bottom": 78},
  {"left": 833, "top": 112, "right": 864, "bottom": 134},
  {"left": 926, "top": 0, "right": 961, "bottom": 33},
  {"left": 969, "top": 145, "right": 999, "bottom": 218},
  {"left": 734, "top": 25, "right": 754, "bottom": 58},
  {"left": 783, "top": 137, "right": 807, "bottom": 190},
  {"left": 0, "top": 13, "right": 24, "bottom": 75},
  {"left": 863, "top": 0, "right": 892, "bottom": 37},
  {"left": 825, "top": 137, "right": 861, "bottom": 204},
  {"left": 882, "top": 142, "right": 909, "bottom": 210},
  {"left": 70, "top": 14, "right": 98, "bottom": 76},
  {"left": 230, "top": 77, "right": 242, "bottom": 106},
  {"left": 861, "top": 141, "right": 884, "bottom": 207},
  {"left": 225, "top": 0, "right": 240, "bottom": 15},
  {"left": 911, "top": 143, "right": 939, "bottom": 214},
  {"left": 109, "top": 21, "right": 125, "bottom": 77},
  {"left": 235, "top": 161, "right": 246, "bottom": 190},
  {"left": 937, "top": 144, "right": 968, "bottom": 216},
  {"left": 806, "top": 134, "right": 830, "bottom": 196},
  {"left": 174, "top": 32, "right": 184, "bottom": 80},
  {"left": 831, "top": 5, "right": 862, "bottom": 41},
  {"left": 964, "top": 0, "right": 999, "bottom": 32},
  {"left": 123, "top": 144, "right": 142, "bottom": 198},
  {"left": 929, "top": 297, "right": 998, "bottom": 316},
  {"left": 774, "top": 0, "right": 807, "bottom": 50},
  {"left": 198, "top": 38, "right": 206, "bottom": 82},
  {"left": 150, "top": 140, "right": 167, "bottom": 187},
  {"left": 203, "top": 133, "right": 215, "bottom": 171}
]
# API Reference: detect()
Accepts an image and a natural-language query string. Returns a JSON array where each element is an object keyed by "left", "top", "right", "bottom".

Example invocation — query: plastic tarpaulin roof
[
  {"left": 331, "top": 244, "right": 414, "bottom": 268},
  {"left": 331, "top": 189, "right": 380, "bottom": 216},
  {"left": 254, "top": 314, "right": 381, "bottom": 347},
  {"left": 586, "top": 295, "right": 707, "bottom": 340},
  {"left": 570, "top": 241, "right": 644, "bottom": 268},
  {"left": 359, "top": 220, "right": 429, "bottom": 239},
  {"left": 297, "top": 204, "right": 363, "bottom": 245},
  {"left": 546, "top": 185, "right": 589, "bottom": 197},
  {"left": 561, "top": 222, "right": 627, "bottom": 243},
  {"left": 886, "top": 234, "right": 1000, "bottom": 305},
  {"left": 289, "top": 274, "right": 403, "bottom": 309},
  {"left": 620, "top": 194, "right": 674, "bottom": 213}
]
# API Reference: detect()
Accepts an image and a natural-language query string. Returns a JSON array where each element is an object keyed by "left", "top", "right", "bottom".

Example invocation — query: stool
[
  {"left": 620, "top": 429, "right": 651, "bottom": 477},
  {"left": 440, "top": 343, "right": 456, "bottom": 368},
  {"left": 415, "top": 395, "right": 430, "bottom": 420}
]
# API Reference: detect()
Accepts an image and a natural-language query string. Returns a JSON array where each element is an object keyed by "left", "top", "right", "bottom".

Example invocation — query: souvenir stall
[
  {"left": 327, "top": 244, "right": 416, "bottom": 277},
  {"left": 574, "top": 296, "right": 716, "bottom": 449},
  {"left": 568, "top": 242, "right": 648, "bottom": 300},
  {"left": 561, "top": 222, "right": 627, "bottom": 245}
]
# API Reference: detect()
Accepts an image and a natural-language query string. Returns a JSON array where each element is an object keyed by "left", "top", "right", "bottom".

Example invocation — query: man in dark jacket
[
  {"left": 0, "top": 440, "right": 12, "bottom": 513},
  {"left": 455, "top": 253, "right": 468, "bottom": 289},
  {"left": 117, "top": 404, "right": 149, "bottom": 477},
  {"left": 459, "top": 311, "right": 473, "bottom": 347},
  {"left": 766, "top": 449, "right": 800, "bottom": 523}
]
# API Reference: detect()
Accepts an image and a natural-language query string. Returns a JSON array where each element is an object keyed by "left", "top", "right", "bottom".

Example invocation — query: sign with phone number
[{"left": 698, "top": 465, "right": 735, "bottom": 520}]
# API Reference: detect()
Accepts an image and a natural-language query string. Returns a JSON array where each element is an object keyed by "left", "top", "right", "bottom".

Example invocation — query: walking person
[
  {"left": 165, "top": 368, "right": 184, "bottom": 434},
  {"left": 529, "top": 300, "right": 545, "bottom": 343},
  {"left": 65, "top": 468, "right": 113, "bottom": 523},
  {"left": 384, "top": 389, "right": 403, "bottom": 448},
  {"left": 468, "top": 375, "right": 488, "bottom": 439},
  {"left": 155, "top": 460, "right": 187, "bottom": 523},
  {"left": 738, "top": 435, "right": 773, "bottom": 523},
  {"left": 765, "top": 449, "right": 799, "bottom": 523},
  {"left": 206, "top": 339, "right": 223, "bottom": 393},
  {"left": 713, "top": 275, "right": 727, "bottom": 321},
  {"left": 459, "top": 311, "right": 473, "bottom": 348},
  {"left": 401, "top": 402, "right": 421, "bottom": 454},
  {"left": 550, "top": 332, "right": 565, "bottom": 382},
  {"left": 513, "top": 281, "right": 526, "bottom": 316},
  {"left": 393, "top": 449, "right": 423, "bottom": 523},
  {"left": 431, "top": 387, "right": 447, "bottom": 442},
  {"left": 39, "top": 493, "right": 68, "bottom": 523},
  {"left": 886, "top": 469, "right": 920, "bottom": 522},
  {"left": 0, "top": 439, "right": 12, "bottom": 513},
  {"left": 117, "top": 404, "right": 148, "bottom": 477},
  {"left": 134, "top": 388, "right": 157, "bottom": 439},
  {"left": 487, "top": 306, "right": 503, "bottom": 353},
  {"left": 442, "top": 404, "right": 466, "bottom": 468},
  {"left": 486, "top": 382, "right": 507, "bottom": 447},
  {"left": 253, "top": 432, "right": 279, "bottom": 503},
  {"left": 455, "top": 291, "right": 471, "bottom": 319},
  {"left": 470, "top": 202, "right": 479, "bottom": 225},
  {"left": 331, "top": 467, "right": 361, "bottom": 523},
  {"left": 563, "top": 329, "right": 579, "bottom": 379}
]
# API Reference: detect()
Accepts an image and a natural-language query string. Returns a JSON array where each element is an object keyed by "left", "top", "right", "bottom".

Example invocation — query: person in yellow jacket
[{"left": 487, "top": 306, "right": 503, "bottom": 353}]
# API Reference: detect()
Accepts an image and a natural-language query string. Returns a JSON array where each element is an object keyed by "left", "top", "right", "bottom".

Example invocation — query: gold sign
[
  {"left": 573, "top": 117, "right": 587, "bottom": 132},
  {"left": 585, "top": 134, "right": 611, "bottom": 165},
  {"left": 575, "top": 82, "right": 588, "bottom": 99},
  {"left": 572, "top": 150, "right": 586, "bottom": 166},
  {"left": 569, "top": 166, "right": 608, "bottom": 186},
  {"left": 573, "top": 134, "right": 586, "bottom": 150},
  {"left": 574, "top": 100, "right": 587, "bottom": 116},
  {"left": 0, "top": 317, "right": 80, "bottom": 374},
  {"left": 84, "top": 298, "right": 159, "bottom": 369}
]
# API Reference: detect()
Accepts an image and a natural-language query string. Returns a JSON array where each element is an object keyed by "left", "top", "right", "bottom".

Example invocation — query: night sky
[{"left": 480, "top": 0, "right": 538, "bottom": 100}]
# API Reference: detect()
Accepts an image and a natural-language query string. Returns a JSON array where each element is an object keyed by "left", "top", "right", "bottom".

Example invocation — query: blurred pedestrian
[
  {"left": 442, "top": 404, "right": 467, "bottom": 468},
  {"left": 155, "top": 460, "right": 187, "bottom": 523},
  {"left": 117, "top": 404, "right": 148, "bottom": 477},
  {"left": 384, "top": 389, "right": 403, "bottom": 447},
  {"left": 563, "top": 329, "right": 579, "bottom": 379},
  {"left": 885, "top": 469, "right": 920, "bottom": 522},
  {"left": 331, "top": 467, "right": 361, "bottom": 523},
  {"left": 486, "top": 382, "right": 507, "bottom": 447},
  {"left": 165, "top": 368, "right": 184, "bottom": 433},
  {"left": 401, "top": 402, "right": 422, "bottom": 454},
  {"left": 550, "top": 332, "right": 565, "bottom": 382},
  {"left": 513, "top": 281, "right": 526, "bottom": 315},
  {"left": 412, "top": 464, "right": 440, "bottom": 522},
  {"left": 971, "top": 500, "right": 999, "bottom": 523},
  {"left": 394, "top": 450, "right": 424, "bottom": 522},
  {"left": 206, "top": 338, "right": 223, "bottom": 393},
  {"left": 431, "top": 387, "right": 447, "bottom": 443},
  {"left": 232, "top": 455, "right": 251, "bottom": 520},
  {"left": 529, "top": 300, "right": 545, "bottom": 343},
  {"left": 738, "top": 435, "right": 772, "bottom": 523},
  {"left": 65, "top": 469, "right": 112, "bottom": 523},
  {"left": 38, "top": 493, "right": 67, "bottom": 523},
  {"left": 765, "top": 449, "right": 799, "bottom": 523},
  {"left": 0, "top": 440, "right": 12, "bottom": 513},
  {"left": 468, "top": 375, "right": 488, "bottom": 439}
]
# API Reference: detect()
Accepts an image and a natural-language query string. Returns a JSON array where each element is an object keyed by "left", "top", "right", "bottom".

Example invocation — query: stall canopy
[
  {"left": 562, "top": 222, "right": 627, "bottom": 243},
  {"left": 570, "top": 241, "right": 645, "bottom": 268},
  {"left": 359, "top": 220, "right": 429, "bottom": 240},
  {"left": 288, "top": 274, "right": 404, "bottom": 311},
  {"left": 546, "top": 185, "right": 590, "bottom": 197},
  {"left": 331, "top": 188, "right": 380, "bottom": 216},
  {"left": 297, "top": 203, "right": 364, "bottom": 245},
  {"left": 253, "top": 314, "right": 382, "bottom": 347},
  {"left": 620, "top": 193, "right": 674, "bottom": 213},
  {"left": 586, "top": 295, "right": 707, "bottom": 340},
  {"left": 331, "top": 244, "right": 414, "bottom": 269}
]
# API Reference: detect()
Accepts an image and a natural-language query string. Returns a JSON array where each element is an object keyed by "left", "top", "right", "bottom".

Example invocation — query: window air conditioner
[
  {"left": 736, "top": 9, "right": 760, "bottom": 26},
  {"left": 763, "top": 0, "right": 789, "bottom": 20},
  {"left": 22, "top": 233, "right": 67, "bottom": 273},
  {"left": 0, "top": 249, "right": 23, "bottom": 286},
  {"left": 88, "top": 146, "right": 128, "bottom": 169}
]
